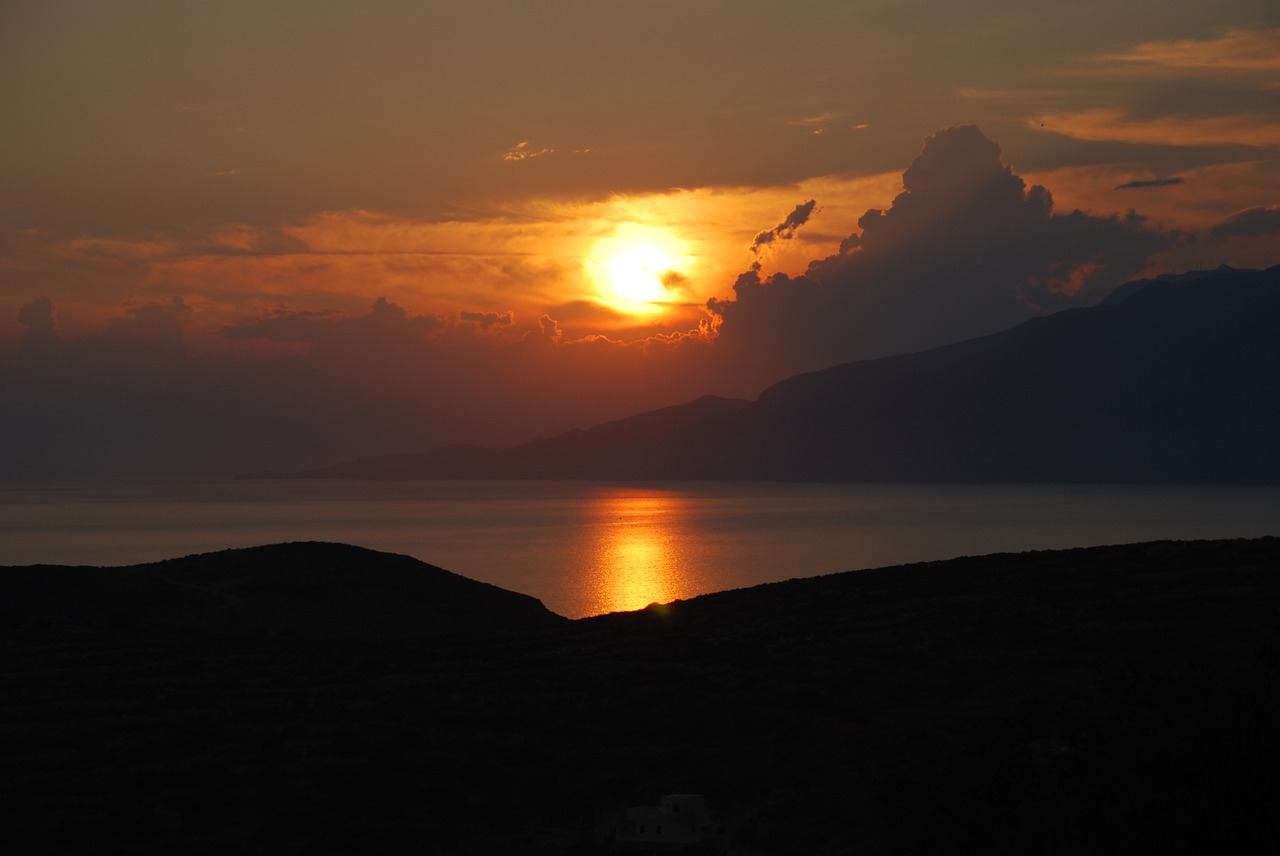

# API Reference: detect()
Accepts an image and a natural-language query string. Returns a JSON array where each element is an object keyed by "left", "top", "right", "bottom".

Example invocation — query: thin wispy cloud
[
  {"left": 503, "top": 141, "right": 555, "bottom": 162},
  {"left": 1115, "top": 177, "right": 1185, "bottom": 190},
  {"left": 1032, "top": 109, "right": 1280, "bottom": 148},
  {"left": 958, "top": 86, "right": 1082, "bottom": 103},
  {"left": 1096, "top": 27, "right": 1280, "bottom": 74}
]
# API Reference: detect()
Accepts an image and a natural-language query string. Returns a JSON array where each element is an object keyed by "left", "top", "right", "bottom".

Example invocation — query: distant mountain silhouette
[
  {"left": 260, "top": 265, "right": 1280, "bottom": 482},
  {"left": 3, "top": 542, "right": 564, "bottom": 639}
]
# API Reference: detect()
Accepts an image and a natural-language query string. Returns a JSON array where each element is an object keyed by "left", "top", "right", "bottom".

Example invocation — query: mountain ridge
[{"left": 252, "top": 264, "right": 1280, "bottom": 483}]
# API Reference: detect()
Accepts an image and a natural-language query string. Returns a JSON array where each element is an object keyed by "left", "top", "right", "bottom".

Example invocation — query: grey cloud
[
  {"left": 1115, "top": 177, "right": 1185, "bottom": 190},
  {"left": 1210, "top": 206, "right": 1280, "bottom": 238}
]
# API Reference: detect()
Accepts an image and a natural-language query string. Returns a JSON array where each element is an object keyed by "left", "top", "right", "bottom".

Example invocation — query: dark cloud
[
  {"left": 114, "top": 296, "right": 192, "bottom": 328},
  {"left": 837, "top": 233, "right": 860, "bottom": 254},
  {"left": 0, "top": 292, "right": 717, "bottom": 481},
  {"left": 1114, "top": 177, "right": 1185, "bottom": 190},
  {"left": 659, "top": 270, "right": 689, "bottom": 290},
  {"left": 100, "top": 297, "right": 193, "bottom": 356},
  {"left": 459, "top": 310, "right": 515, "bottom": 330},
  {"left": 17, "top": 297, "right": 55, "bottom": 334},
  {"left": 750, "top": 199, "right": 817, "bottom": 255},
  {"left": 222, "top": 298, "right": 444, "bottom": 346},
  {"left": 369, "top": 296, "right": 405, "bottom": 320},
  {"left": 1210, "top": 206, "right": 1280, "bottom": 238},
  {"left": 710, "top": 126, "right": 1176, "bottom": 379},
  {"left": 3, "top": 296, "right": 206, "bottom": 480}
]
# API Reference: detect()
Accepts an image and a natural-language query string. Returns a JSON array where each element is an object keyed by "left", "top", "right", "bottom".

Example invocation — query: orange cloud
[
  {"left": 1031, "top": 109, "right": 1280, "bottom": 148},
  {"left": 2, "top": 174, "right": 904, "bottom": 350},
  {"left": 1096, "top": 27, "right": 1280, "bottom": 75},
  {"left": 502, "top": 141, "right": 555, "bottom": 161}
]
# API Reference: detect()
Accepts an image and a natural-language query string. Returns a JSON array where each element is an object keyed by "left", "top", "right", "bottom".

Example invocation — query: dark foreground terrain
[{"left": 4, "top": 537, "right": 1280, "bottom": 854}]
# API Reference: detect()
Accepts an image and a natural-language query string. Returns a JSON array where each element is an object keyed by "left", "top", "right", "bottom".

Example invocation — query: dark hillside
[
  {"left": 3, "top": 542, "right": 563, "bottom": 639},
  {"left": 748, "top": 264, "right": 1280, "bottom": 481},
  {"left": 3, "top": 537, "right": 1280, "bottom": 853}
]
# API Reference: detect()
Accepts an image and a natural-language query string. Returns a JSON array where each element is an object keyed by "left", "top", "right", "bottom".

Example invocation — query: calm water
[{"left": 2, "top": 480, "right": 1279, "bottom": 618}]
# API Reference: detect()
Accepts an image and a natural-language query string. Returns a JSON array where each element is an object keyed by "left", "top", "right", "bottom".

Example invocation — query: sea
[{"left": 3, "top": 480, "right": 1279, "bottom": 619}]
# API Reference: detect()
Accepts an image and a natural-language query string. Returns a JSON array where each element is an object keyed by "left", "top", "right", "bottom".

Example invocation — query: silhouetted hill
[
  {"left": 1096, "top": 263, "right": 1244, "bottom": 305},
  {"left": 4, "top": 537, "right": 1280, "bottom": 853},
  {"left": 2, "top": 542, "right": 563, "bottom": 639},
  {"left": 264, "top": 264, "right": 1280, "bottom": 482}
]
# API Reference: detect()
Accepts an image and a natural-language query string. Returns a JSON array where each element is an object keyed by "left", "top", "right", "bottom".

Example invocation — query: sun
[
  {"left": 588, "top": 224, "right": 688, "bottom": 314},
  {"left": 603, "top": 244, "right": 674, "bottom": 303}
]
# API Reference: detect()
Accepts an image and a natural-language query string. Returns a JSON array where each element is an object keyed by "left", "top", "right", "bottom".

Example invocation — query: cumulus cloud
[
  {"left": 709, "top": 125, "right": 1175, "bottom": 378},
  {"left": 750, "top": 199, "right": 817, "bottom": 255},
  {"left": 1210, "top": 206, "right": 1280, "bottom": 238}
]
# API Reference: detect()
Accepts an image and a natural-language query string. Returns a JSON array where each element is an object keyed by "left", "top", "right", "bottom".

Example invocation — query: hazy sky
[{"left": 2, "top": 1, "right": 1278, "bottom": 479}]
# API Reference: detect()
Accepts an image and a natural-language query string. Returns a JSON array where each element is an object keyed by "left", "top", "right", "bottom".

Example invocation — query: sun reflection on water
[{"left": 581, "top": 489, "right": 699, "bottom": 615}]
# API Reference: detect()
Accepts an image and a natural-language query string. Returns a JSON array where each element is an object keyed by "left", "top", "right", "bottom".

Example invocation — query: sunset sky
[{"left": 3, "top": 1, "right": 1278, "bottom": 480}]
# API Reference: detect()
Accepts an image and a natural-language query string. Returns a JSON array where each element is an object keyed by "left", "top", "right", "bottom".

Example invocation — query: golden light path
[{"left": 578, "top": 488, "right": 703, "bottom": 615}]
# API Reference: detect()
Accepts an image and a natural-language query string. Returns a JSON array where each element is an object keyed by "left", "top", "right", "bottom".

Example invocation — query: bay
[{"left": 2, "top": 479, "right": 1279, "bottom": 618}]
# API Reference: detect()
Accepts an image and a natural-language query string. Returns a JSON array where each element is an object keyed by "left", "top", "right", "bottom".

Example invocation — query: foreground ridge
[{"left": 3, "top": 536, "right": 1279, "bottom": 853}]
